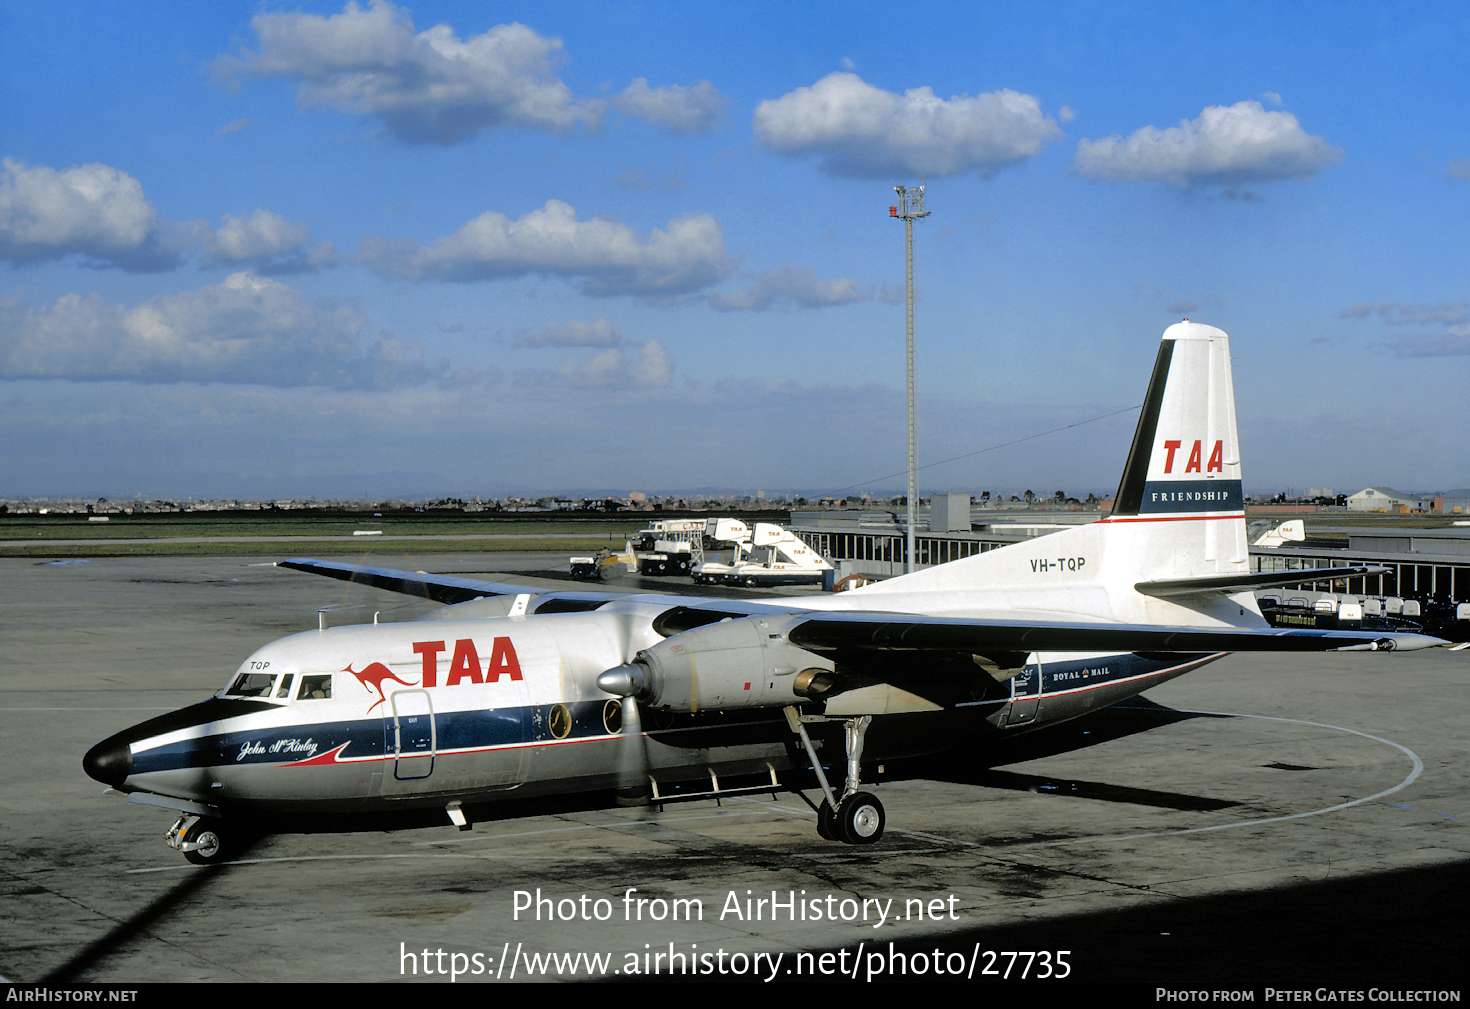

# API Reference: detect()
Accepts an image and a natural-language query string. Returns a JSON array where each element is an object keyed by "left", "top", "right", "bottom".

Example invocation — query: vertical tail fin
[
  {"left": 1105, "top": 320, "right": 1248, "bottom": 579},
  {"left": 1110, "top": 321, "right": 1243, "bottom": 521}
]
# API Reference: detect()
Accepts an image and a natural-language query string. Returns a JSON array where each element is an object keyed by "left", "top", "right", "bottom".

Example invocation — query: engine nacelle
[{"left": 607, "top": 614, "right": 833, "bottom": 712}]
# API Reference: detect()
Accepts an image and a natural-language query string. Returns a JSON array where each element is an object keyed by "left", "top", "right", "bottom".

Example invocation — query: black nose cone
[{"left": 83, "top": 737, "right": 132, "bottom": 787}]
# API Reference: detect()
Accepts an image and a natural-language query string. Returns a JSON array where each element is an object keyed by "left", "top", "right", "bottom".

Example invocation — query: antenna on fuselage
[{"left": 316, "top": 603, "right": 364, "bottom": 631}]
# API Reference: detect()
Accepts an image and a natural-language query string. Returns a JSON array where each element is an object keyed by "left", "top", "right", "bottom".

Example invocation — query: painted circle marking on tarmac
[{"left": 1022, "top": 708, "right": 1424, "bottom": 848}]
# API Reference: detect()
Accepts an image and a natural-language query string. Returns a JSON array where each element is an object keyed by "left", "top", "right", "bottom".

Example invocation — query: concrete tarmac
[{"left": 2, "top": 554, "right": 1466, "bottom": 986}]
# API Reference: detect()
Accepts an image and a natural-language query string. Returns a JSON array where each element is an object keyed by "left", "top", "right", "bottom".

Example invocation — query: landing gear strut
[{"left": 785, "top": 708, "right": 885, "bottom": 845}]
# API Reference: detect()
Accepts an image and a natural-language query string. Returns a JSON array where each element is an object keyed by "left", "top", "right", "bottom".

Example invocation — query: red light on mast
[{"left": 889, "top": 206, "right": 898, "bottom": 216}]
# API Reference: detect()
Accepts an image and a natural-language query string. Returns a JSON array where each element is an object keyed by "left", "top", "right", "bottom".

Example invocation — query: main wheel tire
[
  {"left": 817, "top": 799, "right": 838, "bottom": 841},
  {"left": 182, "top": 818, "right": 229, "bottom": 865},
  {"left": 837, "top": 792, "right": 884, "bottom": 845}
]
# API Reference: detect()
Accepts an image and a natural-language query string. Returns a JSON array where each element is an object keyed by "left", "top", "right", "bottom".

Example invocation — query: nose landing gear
[{"left": 167, "top": 814, "right": 232, "bottom": 865}]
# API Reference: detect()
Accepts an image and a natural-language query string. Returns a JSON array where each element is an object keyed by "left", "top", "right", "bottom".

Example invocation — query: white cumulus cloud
[
  {"left": 213, "top": 0, "right": 603, "bottom": 145},
  {"left": 708, "top": 266, "right": 871, "bottom": 312},
  {"left": 562, "top": 339, "right": 673, "bottom": 389},
  {"left": 612, "top": 78, "right": 725, "bottom": 133},
  {"left": 0, "top": 272, "right": 482, "bottom": 389},
  {"left": 208, "top": 209, "right": 310, "bottom": 263},
  {"left": 169, "top": 209, "right": 331, "bottom": 274},
  {"left": 752, "top": 72, "right": 1064, "bottom": 178},
  {"left": 1, "top": 160, "right": 329, "bottom": 274},
  {"left": 0, "top": 159, "right": 174, "bottom": 271},
  {"left": 1072, "top": 101, "right": 1342, "bottom": 187},
  {"left": 363, "top": 199, "right": 729, "bottom": 297},
  {"left": 512, "top": 317, "right": 622, "bottom": 348},
  {"left": 169, "top": 208, "right": 330, "bottom": 275}
]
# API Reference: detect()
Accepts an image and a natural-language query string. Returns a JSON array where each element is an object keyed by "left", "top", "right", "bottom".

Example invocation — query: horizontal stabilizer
[{"left": 1134, "top": 566, "right": 1387, "bottom": 598}]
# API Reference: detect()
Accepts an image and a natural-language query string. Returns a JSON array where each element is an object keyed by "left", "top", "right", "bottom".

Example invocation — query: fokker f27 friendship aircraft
[{"left": 85, "top": 322, "right": 1441, "bottom": 863}]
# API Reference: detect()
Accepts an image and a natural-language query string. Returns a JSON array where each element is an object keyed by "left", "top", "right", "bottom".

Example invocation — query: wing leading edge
[{"left": 276, "top": 558, "right": 548, "bottom": 605}]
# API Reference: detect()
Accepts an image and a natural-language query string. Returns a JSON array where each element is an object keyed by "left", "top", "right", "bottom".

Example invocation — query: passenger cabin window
[
  {"left": 225, "top": 672, "right": 277, "bottom": 698},
  {"left": 297, "top": 674, "right": 332, "bottom": 700}
]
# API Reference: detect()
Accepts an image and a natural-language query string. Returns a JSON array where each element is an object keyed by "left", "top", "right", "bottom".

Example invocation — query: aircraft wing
[
  {"left": 276, "top": 558, "right": 547, "bottom": 605},
  {"left": 782, "top": 612, "right": 1445, "bottom": 657},
  {"left": 275, "top": 559, "right": 1447, "bottom": 656}
]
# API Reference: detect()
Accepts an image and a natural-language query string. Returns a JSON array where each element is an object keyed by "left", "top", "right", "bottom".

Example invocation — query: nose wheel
[
  {"left": 167, "top": 815, "right": 232, "bottom": 865},
  {"left": 787, "top": 710, "right": 885, "bottom": 845}
]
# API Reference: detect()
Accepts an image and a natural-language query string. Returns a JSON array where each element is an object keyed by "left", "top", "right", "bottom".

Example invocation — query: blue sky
[{"left": 2, "top": 1, "right": 1467, "bottom": 501}]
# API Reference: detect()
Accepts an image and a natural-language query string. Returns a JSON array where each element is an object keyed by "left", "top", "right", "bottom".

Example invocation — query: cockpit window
[
  {"left": 297, "top": 674, "right": 332, "bottom": 700},
  {"left": 225, "top": 672, "right": 277, "bottom": 698},
  {"left": 274, "top": 674, "right": 295, "bottom": 699}
]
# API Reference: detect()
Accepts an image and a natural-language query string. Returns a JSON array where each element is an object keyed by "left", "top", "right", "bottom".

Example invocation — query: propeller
[
  {"left": 614, "top": 693, "right": 649, "bottom": 805},
  {"left": 598, "top": 619, "right": 654, "bottom": 806}
]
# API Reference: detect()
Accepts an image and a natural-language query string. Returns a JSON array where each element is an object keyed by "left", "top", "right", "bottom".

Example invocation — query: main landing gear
[{"left": 785, "top": 708, "right": 885, "bottom": 845}]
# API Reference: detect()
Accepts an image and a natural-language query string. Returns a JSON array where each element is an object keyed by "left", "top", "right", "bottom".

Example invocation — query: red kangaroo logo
[{"left": 344, "top": 662, "right": 418, "bottom": 714}]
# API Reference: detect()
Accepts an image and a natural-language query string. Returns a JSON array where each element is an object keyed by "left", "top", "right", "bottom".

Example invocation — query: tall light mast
[{"left": 890, "top": 184, "right": 929, "bottom": 573}]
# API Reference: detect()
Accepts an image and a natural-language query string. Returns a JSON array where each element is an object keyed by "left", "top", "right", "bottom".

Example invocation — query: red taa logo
[
  {"left": 345, "top": 637, "right": 523, "bottom": 714},
  {"left": 1161, "top": 439, "right": 1223, "bottom": 474}
]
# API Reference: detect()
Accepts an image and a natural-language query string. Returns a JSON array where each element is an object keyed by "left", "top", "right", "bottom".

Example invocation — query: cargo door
[{"left": 1005, "top": 659, "right": 1041, "bottom": 727}]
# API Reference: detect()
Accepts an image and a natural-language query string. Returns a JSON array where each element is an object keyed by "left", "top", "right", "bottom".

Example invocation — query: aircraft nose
[{"left": 83, "top": 737, "right": 132, "bottom": 787}]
